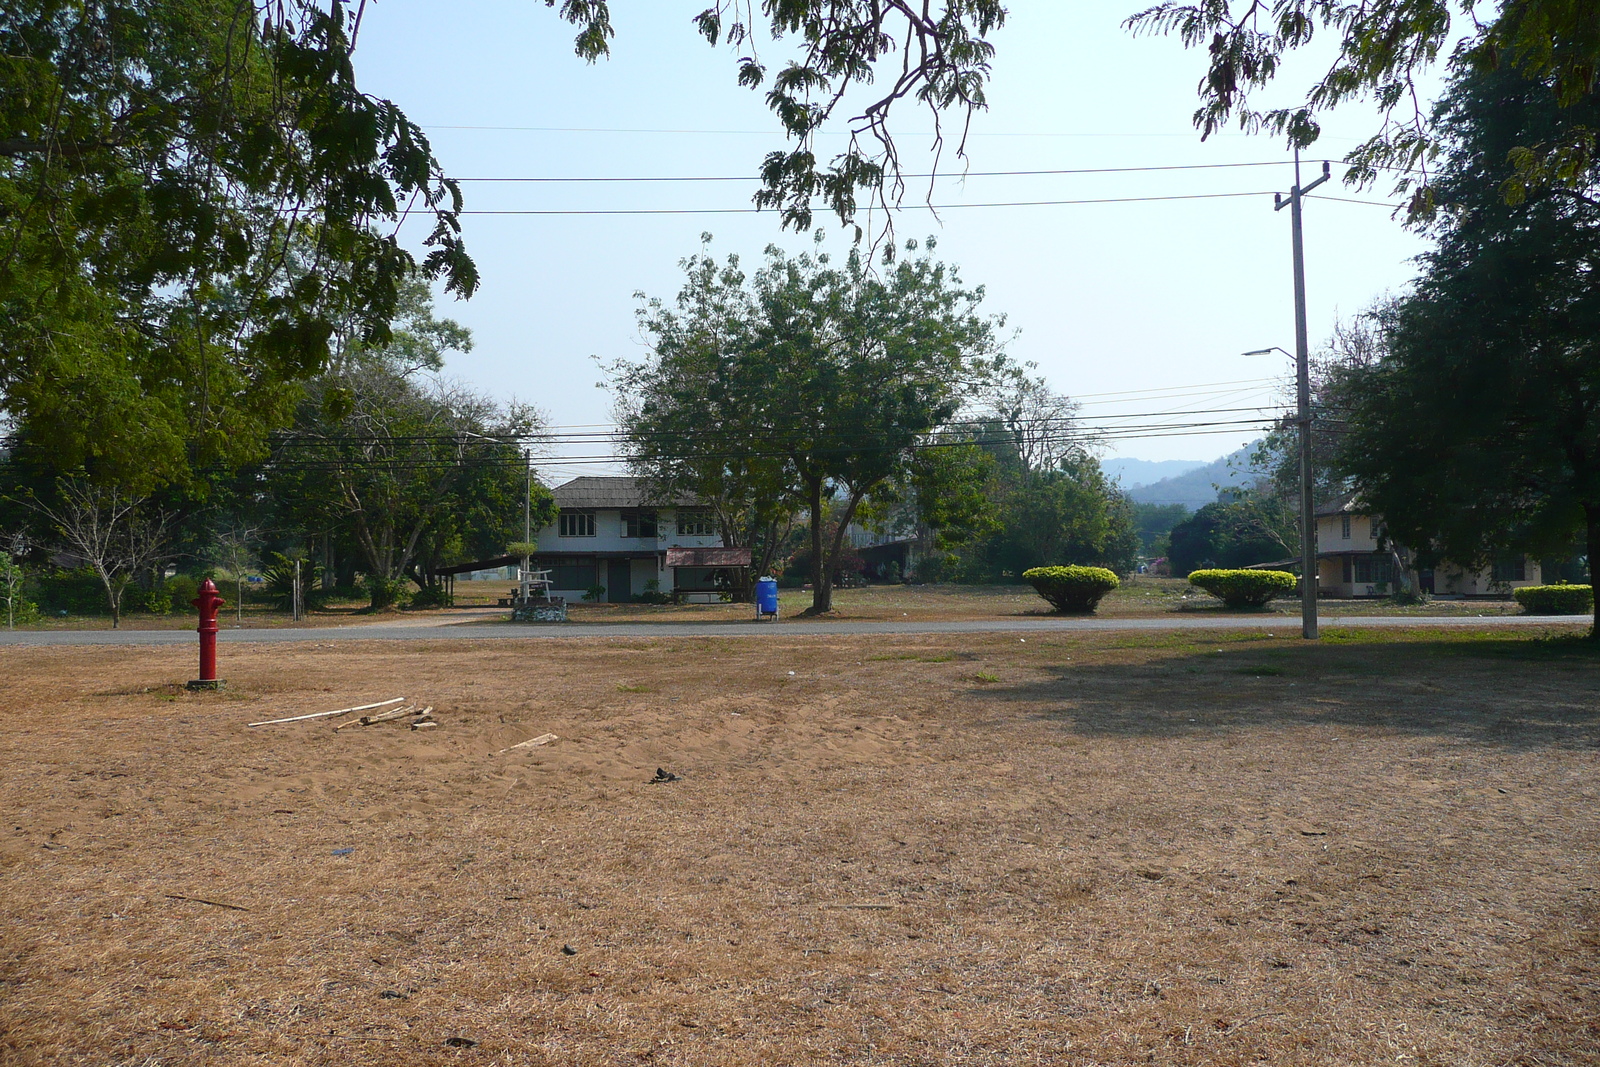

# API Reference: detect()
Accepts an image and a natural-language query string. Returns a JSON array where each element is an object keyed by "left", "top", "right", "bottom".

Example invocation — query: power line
[
  {"left": 453, "top": 161, "right": 1304, "bottom": 183},
  {"left": 423, "top": 124, "right": 1275, "bottom": 138},
  {"left": 458, "top": 191, "right": 1286, "bottom": 216}
]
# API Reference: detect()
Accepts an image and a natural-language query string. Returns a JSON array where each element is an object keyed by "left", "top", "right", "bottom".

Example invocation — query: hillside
[
  {"left": 1124, "top": 442, "right": 1267, "bottom": 509},
  {"left": 1100, "top": 456, "right": 1209, "bottom": 489}
]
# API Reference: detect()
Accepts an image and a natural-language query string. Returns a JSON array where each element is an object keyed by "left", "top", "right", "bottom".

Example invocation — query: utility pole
[
  {"left": 521, "top": 448, "right": 532, "bottom": 603},
  {"left": 1275, "top": 151, "right": 1330, "bottom": 641}
]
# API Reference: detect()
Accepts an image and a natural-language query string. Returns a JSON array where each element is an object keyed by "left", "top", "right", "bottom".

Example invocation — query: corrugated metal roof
[
  {"left": 666, "top": 547, "right": 751, "bottom": 568},
  {"left": 551, "top": 476, "right": 700, "bottom": 509}
]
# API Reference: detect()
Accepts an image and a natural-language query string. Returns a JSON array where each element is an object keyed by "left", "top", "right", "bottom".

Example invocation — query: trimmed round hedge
[
  {"left": 1023, "top": 565, "right": 1120, "bottom": 614},
  {"left": 1187, "top": 568, "right": 1297, "bottom": 608},
  {"left": 1512, "top": 583, "right": 1594, "bottom": 615}
]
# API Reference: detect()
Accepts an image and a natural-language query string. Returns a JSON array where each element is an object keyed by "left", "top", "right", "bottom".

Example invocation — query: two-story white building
[
  {"left": 1315, "top": 495, "right": 1541, "bottom": 597},
  {"left": 530, "top": 477, "right": 741, "bottom": 603}
]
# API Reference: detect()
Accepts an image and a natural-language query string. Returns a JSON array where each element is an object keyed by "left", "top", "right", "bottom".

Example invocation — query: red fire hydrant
[{"left": 187, "top": 578, "right": 226, "bottom": 691}]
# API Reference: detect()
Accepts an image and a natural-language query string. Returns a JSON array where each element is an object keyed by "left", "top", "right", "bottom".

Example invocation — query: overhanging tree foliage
[
  {"left": 1125, "top": 0, "right": 1600, "bottom": 211},
  {"left": 1338, "top": 60, "right": 1600, "bottom": 629},
  {"left": 1, "top": 1, "right": 474, "bottom": 490}
]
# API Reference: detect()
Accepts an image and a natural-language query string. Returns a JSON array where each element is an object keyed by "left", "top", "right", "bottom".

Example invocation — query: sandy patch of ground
[{"left": 2, "top": 627, "right": 1596, "bottom": 1065}]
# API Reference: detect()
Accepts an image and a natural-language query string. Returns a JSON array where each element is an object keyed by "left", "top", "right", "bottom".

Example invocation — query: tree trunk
[
  {"left": 807, "top": 477, "right": 831, "bottom": 613},
  {"left": 825, "top": 489, "right": 867, "bottom": 596}
]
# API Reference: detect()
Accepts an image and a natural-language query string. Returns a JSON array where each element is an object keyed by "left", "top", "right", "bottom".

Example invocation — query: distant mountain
[
  {"left": 1124, "top": 442, "right": 1268, "bottom": 509},
  {"left": 1101, "top": 457, "right": 1210, "bottom": 490}
]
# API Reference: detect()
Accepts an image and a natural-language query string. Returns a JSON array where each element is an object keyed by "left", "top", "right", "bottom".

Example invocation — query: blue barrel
[{"left": 755, "top": 576, "right": 780, "bottom": 617}]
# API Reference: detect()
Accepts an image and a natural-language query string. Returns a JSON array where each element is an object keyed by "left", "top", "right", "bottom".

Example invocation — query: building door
[{"left": 607, "top": 559, "right": 632, "bottom": 604}]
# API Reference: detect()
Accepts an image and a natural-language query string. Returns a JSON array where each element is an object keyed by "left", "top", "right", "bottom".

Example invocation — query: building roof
[
  {"left": 1314, "top": 492, "right": 1365, "bottom": 517},
  {"left": 551, "top": 476, "right": 699, "bottom": 509},
  {"left": 666, "top": 547, "right": 751, "bottom": 568}
]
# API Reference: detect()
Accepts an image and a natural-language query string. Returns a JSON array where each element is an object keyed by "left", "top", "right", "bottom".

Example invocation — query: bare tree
[
  {"left": 208, "top": 524, "right": 261, "bottom": 625},
  {"left": 980, "top": 367, "right": 1095, "bottom": 478},
  {"left": 27, "top": 479, "right": 172, "bottom": 628},
  {"left": 0, "top": 547, "right": 25, "bottom": 630}
]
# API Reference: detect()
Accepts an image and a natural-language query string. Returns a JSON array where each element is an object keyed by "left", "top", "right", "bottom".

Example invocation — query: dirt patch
[{"left": 2, "top": 629, "right": 1597, "bottom": 1065}]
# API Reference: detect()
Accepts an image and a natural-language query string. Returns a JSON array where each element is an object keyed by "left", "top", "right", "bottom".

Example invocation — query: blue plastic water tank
[{"left": 755, "top": 576, "right": 780, "bottom": 616}]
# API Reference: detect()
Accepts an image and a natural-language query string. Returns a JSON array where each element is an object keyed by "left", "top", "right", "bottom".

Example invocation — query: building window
[
  {"left": 558, "top": 510, "right": 596, "bottom": 537},
  {"left": 1341, "top": 514, "right": 1351, "bottom": 539},
  {"left": 1492, "top": 555, "right": 1526, "bottom": 582},
  {"left": 551, "top": 560, "right": 596, "bottom": 589},
  {"left": 677, "top": 509, "right": 715, "bottom": 537},
  {"left": 622, "top": 510, "right": 658, "bottom": 539},
  {"left": 1370, "top": 517, "right": 1384, "bottom": 541},
  {"left": 1353, "top": 555, "right": 1394, "bottom": 585}
]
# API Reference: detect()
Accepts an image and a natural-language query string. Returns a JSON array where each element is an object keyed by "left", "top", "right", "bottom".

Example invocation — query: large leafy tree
[
  {"left": 1167, "top": 497, "right": 1298, "bottom": 577},
  {"left": 613, "top": 243, "right": 802, "bottom": 591},
  {"left": 618, "top": 236, "right": 1005, "bottom": 613},
  {"left": 0, "top": 1, "right": 473, "bottom": 490},
  {"left": 1339, "top": 60, "right": 1600, "bottom": 626},
  {"left": 265, "top": 281, "right": 549, "bottom": 609}
]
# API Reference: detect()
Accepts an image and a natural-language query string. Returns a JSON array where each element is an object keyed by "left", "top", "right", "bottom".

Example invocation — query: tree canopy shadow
[{"left": 970, "top": 631, "right": 1600, "bottom": 750}]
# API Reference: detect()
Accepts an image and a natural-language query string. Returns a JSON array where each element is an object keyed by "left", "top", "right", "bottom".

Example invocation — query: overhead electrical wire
[
  {"left": 453, "top": 190, "right": 1417, "bottom": 216},
  {"left": 453, "top": 160, "right": 1306, "bottom": 183}
]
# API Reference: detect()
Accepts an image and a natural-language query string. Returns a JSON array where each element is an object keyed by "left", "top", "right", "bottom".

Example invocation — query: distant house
[
  {"left": 530, "top": 477, "right": 746, "bottom": 603},
  {"left": 1315, "top": 496, "right": 1541, "bottom": 597},
  {"left": 845, "top": 520, "right": 921, "bottom": 580}
]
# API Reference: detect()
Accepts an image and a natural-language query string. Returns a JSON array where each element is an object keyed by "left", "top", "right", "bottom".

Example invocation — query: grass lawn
[{"left": 2, "top": 625, "right": 1596, "bottom": 1064}]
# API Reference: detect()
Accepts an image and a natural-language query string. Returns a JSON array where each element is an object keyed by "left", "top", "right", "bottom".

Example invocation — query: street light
[{"left": 1243, "top": 343, "right": 1317, "bottom": 639}]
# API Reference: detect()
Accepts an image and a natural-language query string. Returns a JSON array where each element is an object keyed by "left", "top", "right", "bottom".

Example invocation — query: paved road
[{"left": 0, "top": 611, "right": 1584, "bottom": 646}]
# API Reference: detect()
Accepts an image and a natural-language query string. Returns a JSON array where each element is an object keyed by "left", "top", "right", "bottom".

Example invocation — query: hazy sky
[{"left": 351, "top": 2, "right": 1441, "bottom": 478}]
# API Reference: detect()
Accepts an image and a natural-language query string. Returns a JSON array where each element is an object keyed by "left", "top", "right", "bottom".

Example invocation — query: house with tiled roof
[{"left": 530, "top": 477, "right": 746, "bottom": 603}]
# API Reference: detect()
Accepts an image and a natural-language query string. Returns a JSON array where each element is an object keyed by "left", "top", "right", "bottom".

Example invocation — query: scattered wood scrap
[
  {"left": 165, "top": 893, "right": 250, "bottom": 912},
  {"left": 499, "top": 733, "right": 557, "bottom": 754},
  {"left": 334, "top": 704, "right": 432, "bottom": 731},
  {"left": 248, "top": 698, "right": 403, "bottom": 728}
]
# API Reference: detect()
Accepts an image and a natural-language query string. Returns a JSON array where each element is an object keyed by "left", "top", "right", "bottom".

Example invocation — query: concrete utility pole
[
  {"left": 1275, "top": 151, "right": 1330, "bottom": 641},
  {"left": 521, "top": 448, "right": 532, "bottom": 603}
]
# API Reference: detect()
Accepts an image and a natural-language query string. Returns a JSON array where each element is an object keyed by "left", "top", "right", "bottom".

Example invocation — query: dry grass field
[
  {"left": 451, "top": 578, "right": 1529, "bottom": 624},
  {"left": 3, "top": 626, "right": 1597, "bottom": 1066},
  {"left": 20, "top": 577, "right": 1530, "bottom": 631}
]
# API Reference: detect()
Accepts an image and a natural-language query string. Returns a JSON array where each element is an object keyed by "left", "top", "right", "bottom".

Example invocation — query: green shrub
[
  {"left": 1513, "top": 583, "right": 1593, "bottom": 615},
  {"left": 1187, "top": 568, "right": 1298, "bottom": 608},
  {"left": 635, "top": 578, "right": 674, "bottom": 605},
  {"left": 408, "top": 584, "right": 454, "bottom": 609},
  {"left": 1023, "top": 565, "right": 1121, "bottom": 614},
  {"left": 582, "top": 584, "right": 607, "bottom": 602},
  {"left": 131, "top": 584, "right": 173, "bottom": 615},
  {"left": 167, "top": 574, "right": 200, "bottom": 610},
  {"left": 36, "top": 568, "right": 108, "bottom": 615}
]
